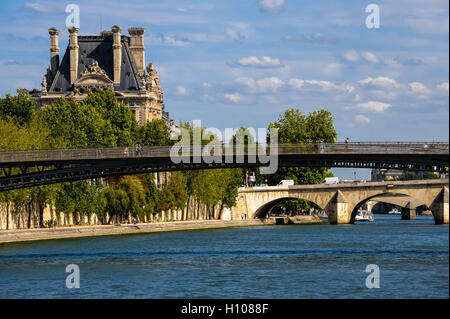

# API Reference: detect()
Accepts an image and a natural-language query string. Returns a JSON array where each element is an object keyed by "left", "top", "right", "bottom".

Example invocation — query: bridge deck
[
  {"left": 0, "top": 143, "right": 448, "bottom": 191},
  {"left": 0, "top": 142, "right": 448, "bottom": 165},
  {"left": 239, "top": 179, "right": 449, "bottom": 193}
]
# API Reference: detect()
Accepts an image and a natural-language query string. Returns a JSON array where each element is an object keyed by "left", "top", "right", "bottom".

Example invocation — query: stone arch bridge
[{"left": 233, "top": 180, "right": 449, "bottom": 224}]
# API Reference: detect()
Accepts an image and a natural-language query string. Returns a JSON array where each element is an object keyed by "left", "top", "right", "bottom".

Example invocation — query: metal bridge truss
[{"left": 0, "top": 152, "right": 448, "bottom": 191}]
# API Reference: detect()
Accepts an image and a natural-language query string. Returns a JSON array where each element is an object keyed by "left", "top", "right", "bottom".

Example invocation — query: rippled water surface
[{"left": 0, "top": 215, "right": 448, "bottom": 298}]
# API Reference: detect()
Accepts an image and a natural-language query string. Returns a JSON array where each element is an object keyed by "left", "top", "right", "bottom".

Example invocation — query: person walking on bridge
[{"left": 135, "top": 143, "right": 140, "bottom": 156}]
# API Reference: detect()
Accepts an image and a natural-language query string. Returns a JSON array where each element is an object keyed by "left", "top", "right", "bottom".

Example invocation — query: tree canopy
[{"left": 264, "top": 108, "right": 337, "bottom": 211}]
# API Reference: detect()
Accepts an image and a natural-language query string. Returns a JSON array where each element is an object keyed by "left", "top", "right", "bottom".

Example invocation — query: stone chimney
[
  {"left": 128, "top": 27, "right": 145, "bottom": 76},
  {"left": 68, "top": 26, "right": 79, "bottom": 84},
  {"left": 48, "top": 28, "right": 60, "bottom": 78},
  {"left": 111, "top": 25, "right": 122, "bottom": 85}
]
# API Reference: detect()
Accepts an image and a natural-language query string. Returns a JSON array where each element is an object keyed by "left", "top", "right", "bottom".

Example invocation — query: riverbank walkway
[{"left": 0, "top": 220, "right": 268, "bottom": 244}]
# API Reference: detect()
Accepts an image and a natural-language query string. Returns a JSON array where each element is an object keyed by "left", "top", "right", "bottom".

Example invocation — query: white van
[
  {"left": 322, "top": 177, "right": 339, "bottom": 184},
  {"left": 278, "top": 179, "right": 294, "bottom": 186}
]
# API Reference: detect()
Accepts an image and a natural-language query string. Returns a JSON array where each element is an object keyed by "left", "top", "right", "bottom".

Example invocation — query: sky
[{"left": 0, "top": 0, "right": 448, "bottom": 180}]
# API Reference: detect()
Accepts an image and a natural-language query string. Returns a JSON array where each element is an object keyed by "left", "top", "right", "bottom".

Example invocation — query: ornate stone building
[{"left": 32, "top": 26, "right": 168, "bottom": 125}]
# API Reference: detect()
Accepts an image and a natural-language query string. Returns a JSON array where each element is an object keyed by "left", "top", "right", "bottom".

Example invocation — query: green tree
[
  {"left": 102, "top": 176, "right": 147, "bottom": 224},
  {"left": 423, "top": 171, "right": 439, "bottom": 180},
  {"left": 0, "top": 89, "right": 36, "bottom": 126},
  {"left": 157, "top": 172, "right": 187, "bottom": 213},
  {"left": 231, "top": 127, "right": 257, "bottom": 186},
  {"left": 264, "top": 108, "right": 337, "bottom": 212},
  {"left": 220, "top": 168, "right": 243, "bottom": 209},
  {"left": 82, "top": 90, "right": 138, "bottom": 146},
  {"left": 399, "top": 171, "right": 420, "bottom": 181},
  {"left": 117, "top": 175, "right": 147, "bottom": 220},
  {"left": 138, "top": 173, "right": 159, "bottom": 217},
  {"left": 0, "top": 118, "right": 50, "bottom": 151},
  {"left": 265, "top": 108, "right": 337, "bottom": 186},
  {"left": 138, "top": 119, "right": 172, "bottom": 146},
  {"left": 33, "top": 90, "right": 138, "bottom": 148},
  {"left": 103, "top": 186, "right": 130, "bottom": 224},
  {"left": 0, "top": 117, "right": 54, "bottom": 228},
  {"left": 55, "top": 180, "right": 105, "bottom": 223}
]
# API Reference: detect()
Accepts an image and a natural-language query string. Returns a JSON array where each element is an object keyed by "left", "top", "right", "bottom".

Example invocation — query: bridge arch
[
  {"left": 234, "top": 181, "right": 448, "bottom": 224},
  {"left": 349, "top": 192, "right": 429, "bottom": 223},
  {"left": 254, "top": 197, "right": 324, "bottom": 219}
]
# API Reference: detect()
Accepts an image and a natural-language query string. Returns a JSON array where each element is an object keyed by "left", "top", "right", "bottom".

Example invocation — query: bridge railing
[{"left": 0, "top": 142, "right": 448, "bottom": 164}]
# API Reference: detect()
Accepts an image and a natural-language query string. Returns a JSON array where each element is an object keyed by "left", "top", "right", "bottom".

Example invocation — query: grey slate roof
[{"left": 49, "top": 34, "right": 142, "bottom": 93}]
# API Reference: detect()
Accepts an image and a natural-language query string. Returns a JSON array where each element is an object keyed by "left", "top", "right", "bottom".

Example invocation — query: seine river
[{"left": 0, "top": 215, "right": 448, "bottom": 298}]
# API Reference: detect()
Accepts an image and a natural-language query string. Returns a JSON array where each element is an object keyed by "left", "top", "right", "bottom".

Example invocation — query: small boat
[
  {"left": 388, "top": 208, "right": 401, "bottom": 215},
  {"left": 355, "top": 210, "right": 374, "bottom": 222}
]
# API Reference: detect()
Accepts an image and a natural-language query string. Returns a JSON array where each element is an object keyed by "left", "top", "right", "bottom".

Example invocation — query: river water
[{"left": 0, "top": 215, "right": 448, "bottom": 298}]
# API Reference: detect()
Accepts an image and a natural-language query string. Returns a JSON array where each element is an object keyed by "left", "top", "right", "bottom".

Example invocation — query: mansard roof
[{"left": 49, "top": 34, "right": 143, "bottom": 93}]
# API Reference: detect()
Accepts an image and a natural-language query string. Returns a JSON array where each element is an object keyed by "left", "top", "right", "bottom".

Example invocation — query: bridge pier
[
  {"left": 326, "top": 190, "right": 351, "bottom": 224},
  {"left": 430, "top": 186, "right": 449, "bottom": 224},
  {"left": 401, "top": 201, "right": 416, "bottom": 220}
]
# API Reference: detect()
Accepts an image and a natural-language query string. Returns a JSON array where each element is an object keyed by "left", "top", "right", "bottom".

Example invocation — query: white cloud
[
  {"left": 437, "top": 82, "right": 449, "bottom": 91},
  {"left": 355, "top": 114, "right": 370, "bottom": 123},
  {"left": 408, "top": 82, "right": 431, "bottom": 94},
  {"left": 358, "top": 77, "right": 440, "bottom": 101},
  {"left": 341, "top": 49, "right": 380, "bottom": 64},
  {"left": 323, "top": 63, "right": 342, "bottom": 76},
  {"left": 235, "top": 77, "right": 284, "bottom": 93},
  {"left": 283, "top": 33, "right": 337, "bottom": 45},
  {"left": 358, "top": 77, "right": 402, "bottom": 89},
  {"left": 202, "top": 82, "right": 212, "bottom": 89},
  {"left": 289, "top": 78, "right": 305, "bottom": 89},
  {"left": 150, "top": 34, "right": 190, "bottom": 46},
  {"left": 342, "top": 49, "right": 360, "bottom": 63},
  {"left": 393, "top": 56, "right": 425, "bottom": 66},
  {"left": 224, "top": 93, "right": 245, "bottom": 103},
  {"left": 236, "top": 56, "right": 283, "bottom": 68},
  {"left": 356, "top": 101, "right": 391, "bottom": 113},
  {"left": 23, "top": 2, "right": 53, "bottom": 13},
  {"left": 225, "top": 22, "right": 252, "bottom": 41},
  {"left": 176, "top": 85, "right": 189, "bottom": 96},
  {"left": 257, "top": 77, "right": 284, "bottom": 91},
  {"left": 289, "top": 78, "right": 354, "bottom": 93},
  {"left": 258, "top": 0, "right": 285, "bottom": 13},
  {"left": 361, "top": 51, "right": 380, "bottom": 63}
]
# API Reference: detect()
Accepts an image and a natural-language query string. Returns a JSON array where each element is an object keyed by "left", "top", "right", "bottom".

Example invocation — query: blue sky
[{"left": 0, "top": 1, "right": 448, "bottom": 178}]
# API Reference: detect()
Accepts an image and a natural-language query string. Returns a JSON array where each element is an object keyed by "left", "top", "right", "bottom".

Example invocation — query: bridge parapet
[
  {"left": 0, "top": 142, "right": 448, "bottom": 164},
  {"left": 239, "top": 179, "right": 449, "bottom": 193}
]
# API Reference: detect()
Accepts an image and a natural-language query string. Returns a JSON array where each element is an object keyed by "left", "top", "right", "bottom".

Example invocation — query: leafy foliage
[
  {"left": 33, "top": 90, "right": 138, "bottom": 148},
  {"left": 0, "top": 90, "right": 340, "bottom": 225},
  {"left": 264, "top": 108, "right": 337, "bottom": 211},
  {"left": 138, "top": 119, "right": 172, "bottom": 146},
  {"left": 0, "top": 89, "right": 36, "bottom": 126},
  {"left": 423, "top": 171, "right": 439, "bottom": 180}
]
